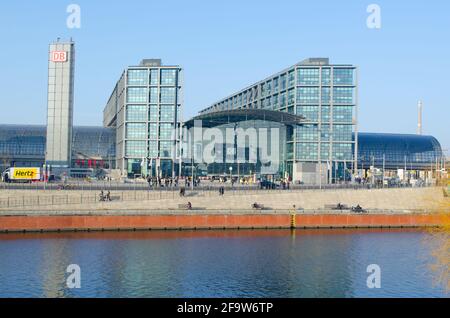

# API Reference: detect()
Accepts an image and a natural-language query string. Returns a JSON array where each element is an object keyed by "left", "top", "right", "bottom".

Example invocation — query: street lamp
[{"left": 229, "top": 166, "right": 233, "bottom": 183}]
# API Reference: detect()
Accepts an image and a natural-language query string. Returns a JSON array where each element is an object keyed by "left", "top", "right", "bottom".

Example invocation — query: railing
[
  {"left": 0, "top": 182, "right": 437, "bottom": 210},
  {"left": 0, "top": 179, "right": 429, "bottom": 192}
]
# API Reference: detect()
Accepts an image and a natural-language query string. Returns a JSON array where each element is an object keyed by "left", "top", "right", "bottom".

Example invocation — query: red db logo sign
[{"left": 51, "top": 51, "right": 67, "bottom": 62}]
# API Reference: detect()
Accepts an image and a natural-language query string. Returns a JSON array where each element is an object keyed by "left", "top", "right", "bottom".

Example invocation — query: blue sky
[{"left": 0, "top": 0, "right": 449, "bottom": 152}]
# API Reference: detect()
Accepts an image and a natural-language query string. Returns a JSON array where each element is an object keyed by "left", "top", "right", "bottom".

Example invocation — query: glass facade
[
  {"left": 104, "top": 60, "right": 183, "bottom": 177},
  {"left": 197, "top": 58, "right": 357, "bottom": 180},
  {"left": 0, "top": 125, "right": 116, "bottom": 173},
  {"left": 355, "top": 133, "right": 444, "bottom": 170}
]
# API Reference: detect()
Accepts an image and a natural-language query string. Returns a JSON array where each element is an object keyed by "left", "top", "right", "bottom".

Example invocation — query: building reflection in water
[{"left": 0, "top": 228, "right": 447, "bottom": 297}]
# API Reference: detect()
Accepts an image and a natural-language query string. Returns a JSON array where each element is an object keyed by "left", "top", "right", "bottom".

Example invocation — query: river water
[{"left": 0, "top": 229, "right": 448, "bottom": 297}]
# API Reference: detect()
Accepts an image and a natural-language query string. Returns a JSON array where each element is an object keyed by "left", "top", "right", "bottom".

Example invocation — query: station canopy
[{"left": 184, "top": 109, "right": 306, "bottom": 128}]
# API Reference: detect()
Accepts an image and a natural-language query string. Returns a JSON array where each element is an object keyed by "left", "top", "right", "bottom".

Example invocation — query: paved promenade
[{"left": 0, "top": 187, "right": 446, "bottom": 213}]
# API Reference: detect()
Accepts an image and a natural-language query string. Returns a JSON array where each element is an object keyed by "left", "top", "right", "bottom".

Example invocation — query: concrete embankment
[
  {"left": 0, "top": 211, "right": 447, "bottom": 233},
  {"left": 0, "top": 187, "right": 447, "bottom": 232},
  {"left": 0, "top": 187, "right": 445, "bottom": 212}
]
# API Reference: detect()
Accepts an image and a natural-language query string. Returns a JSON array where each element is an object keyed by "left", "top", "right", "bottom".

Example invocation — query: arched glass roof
[
  {"left": 355, "top": 132, "right": 443, "bottom": 169},
  {"left": 0, "top": 124, "right": 115, "bottom": 160}
]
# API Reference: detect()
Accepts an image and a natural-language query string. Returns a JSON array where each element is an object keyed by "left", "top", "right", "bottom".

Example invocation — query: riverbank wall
[{"left": 0, "top": 211, "right": 446, "bottom": 233}]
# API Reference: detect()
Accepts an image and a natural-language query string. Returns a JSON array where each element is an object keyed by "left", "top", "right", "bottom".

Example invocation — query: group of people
[
  {"left": 145, "top": 176, "right": 204, "bottom": 189},
  {"left": 99, "top": 190, "right": 111, "bottom": 202},
  {"left": 147, "top": 176, "right": 179, "bottom": 188}
]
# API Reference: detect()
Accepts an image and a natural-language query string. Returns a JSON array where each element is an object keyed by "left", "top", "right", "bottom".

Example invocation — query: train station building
[{"left": 0, "top": 40, "right": 445, "bottom": 183}]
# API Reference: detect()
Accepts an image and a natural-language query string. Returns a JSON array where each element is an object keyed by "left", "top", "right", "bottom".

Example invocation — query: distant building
[
  {"left": 103, "top": 59, "right": 183, "bottom": 178},
  {"left": 0, "top": 125, "right": 115, "bottom": 177},
  {"left": 45, "top": 39, "right": 75, "bottom": 169}
]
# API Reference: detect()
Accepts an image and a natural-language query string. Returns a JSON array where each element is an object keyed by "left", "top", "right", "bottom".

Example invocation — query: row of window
[
  {"left": 125, "top": 140, "right": 176, "bottom": 158},
  {"left": 297, "top": 68, "right": 354, "bottom": 86},
  {"left": 260, "top": 70, "right": 296, "bottom": 97},
  {"left": 297, "top": 87, "right": 354, "bottom": 104},
  {"left": 127, "top": 69, "right": 178, "bottom": 86},
  {"left": 126, "top": 105, "right": 179, "bottom": 122},
  {"left": 296, "top": 124, "right": 353, "bottom": 142},
  {"left": 214, "top": 86, "right": 354, "bottom": 112},
  {"left": 296, "top": 106, "right": 353, "bottom": 122},
  {"left": 359, "top": 150, "right": 442, "bottom": 162},
  {"left": 127, "top": 87, "right": 178, "bottom": 104},
  {"left": 126, "top": 123, "right": 177, "bottom": 140},
  {"left": 295, "top": 142, "right": 353, "bottom": 161}
]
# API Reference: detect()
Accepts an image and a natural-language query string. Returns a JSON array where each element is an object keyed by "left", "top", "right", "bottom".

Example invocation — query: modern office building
[
  {"left": 103, "top": 59, "right": 183, "bottom": 178},
  {"left": 189, "top": 58, "right": 357, "bottom": 183},
  {"left": 45, "top": 39, "right": 75, "bottom": 169},
  {"left": 0, "top": 124, "right": 116, "bottom": 177}
]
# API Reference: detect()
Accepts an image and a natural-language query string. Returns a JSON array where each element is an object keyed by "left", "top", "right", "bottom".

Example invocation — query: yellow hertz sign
[{"left": 12, "top": 168, "right": 40, "bottom": 180}]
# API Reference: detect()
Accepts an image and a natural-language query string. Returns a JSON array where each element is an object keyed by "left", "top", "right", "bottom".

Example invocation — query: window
[
  {"left": 333, "top": 125, "right": 352, "bottom": 141},
  {"left": 298, "top": 68, "right": 320, "bottom": 85},
  {"left": 296, "top": 106, "right": 319, "bottom": 122},
  {"left": 321, "top": 124, "right": 330, "bottom": 141},
  {"left": 297, "top": 87, "right": 319, "bottom": 104},
  {"left": 272, "top": 94, "right": 279, "bottom": 109},
  {"left": 261, "top": 82, "right": 267, "bottom": 98},
  {"left": 148, "top": 141, "right": 158, "bottom": 157},
  {"left": 127, "top": 69, "right": 148, "bottom": 86},
  {"left": 125, "top": 140, "right": 147, "bottom": 157},
  {"left": 333, "top": 68, "right": 354, "bottom": 85},
  {"left": 279, "top": 92, "right": 286, "bottom": 107},
  {"left": 160, "top": 87, "right": 176, "bottom": 104},
  {"left": 321, "top": 68, "right": 331, "bottom": 85},
  {"left": 321, "top": 143, "right": 330, "bottom": 160},
  {"left": 127, "top": 87, "right": 147, "bottom": 103},
  {"left": 288, "top": 88, "right": 295, "bottom": 105},
  {"left": 273, "top": 77, "right": 279, "bottom": 92},
  {"left": 333, "top": 143, "right": 352, "bottom": 160},
  {"left": 159, "top": 123, "right": 174, "bottom": 140},
  {"left": 321, "top": 106, "right": 330, "bottom": 122},
  {"left": 126, "top": 105, "right": 147, "bottom": 121},
  {"left": 296, "top": 125, "right": 318, "bottom": 141},
  {"left": 288, "top": 70, "right": 295, "bottom": 87},
  {"left": 149, "top": 123, "right": 158, "bottom": 139},
  {"left": 159, "top": 141, "right": 173, "bottom": 157},
  {"left": 160, "top": 69, "right": 177, "bottom": 85},
  {"left": 150, "top": 69, "right": 159, "bottom": 85},
  {"left": 333, "top": 87, "right": 354, "bottom": 104},
  {"left": 160, "top": 105, "right": 175, "bottom": 121},
  {"left": 280, "top": 74, "right": 287, "bottom": 90},
  {"left": 266, "top": 81, "right": 272, "bottom": 95},
  {"left": 321, "top": 87, "right": 330, "bottom": 103},
  {"left": 126, "top": 123, "right": 147, "bottom": 139},
  {"left": 333, "top": 106, "right": 353, "bottom": 123},
  {"left": 149, "top": 105, "right": 159, "bottom": 121},
  {"left": 296, "top": 143, "right": 318, "bottom": 160},
  {"left": 149, "top": 87, "right": 158, "bottom": 103}
]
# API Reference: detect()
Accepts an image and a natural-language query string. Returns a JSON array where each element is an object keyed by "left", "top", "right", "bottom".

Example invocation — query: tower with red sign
[{"left": 45, "top": 39, "right": 75, "bottom": 170}]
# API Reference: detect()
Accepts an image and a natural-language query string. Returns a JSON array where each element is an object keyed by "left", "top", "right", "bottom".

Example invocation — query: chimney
[{"left": 417, "top": 100, "right": 423, "bottom": 135}]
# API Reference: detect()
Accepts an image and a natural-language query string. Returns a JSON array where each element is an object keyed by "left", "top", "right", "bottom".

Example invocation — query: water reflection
[{"left": 0, "top": 229, "right": 447, "bottom": 298}]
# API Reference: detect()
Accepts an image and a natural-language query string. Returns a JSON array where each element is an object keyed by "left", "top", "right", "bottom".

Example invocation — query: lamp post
[
  {"left": 191, "top": 157, "right": 194, "bottom": 190},
  {"left": 229, "top": 166, "right": 233, "bottom": 185}
]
